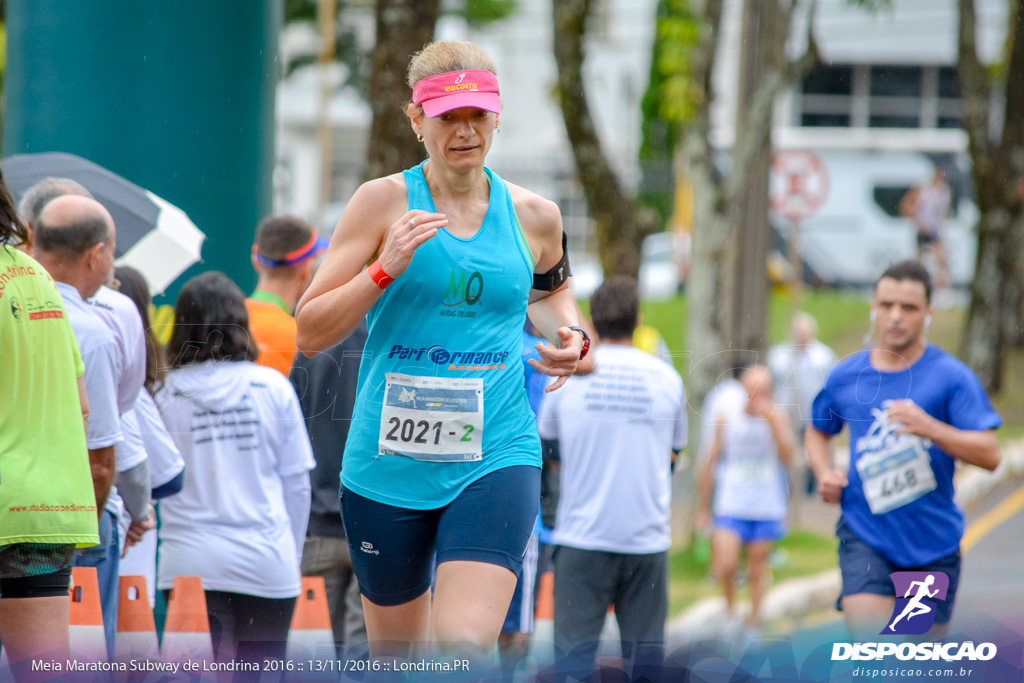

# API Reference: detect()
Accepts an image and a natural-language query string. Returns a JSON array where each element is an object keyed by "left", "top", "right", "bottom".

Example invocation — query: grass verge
[{"left": 668, "top": 530, "right": 839, "bottom": 617}]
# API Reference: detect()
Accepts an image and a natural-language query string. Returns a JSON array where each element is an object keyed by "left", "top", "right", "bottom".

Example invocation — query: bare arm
[
  {"left": 77, "top": 374, "right": 90, "bottom": 434},
  {"left": 696, "top": 420, "right": 725, "bottom": 528},
  {"left": 805, "top": 426, "right": 847, "bottom": 505},
  {"left": 887, "top": 400, "right": 1000, "bottom": 471},
  {"left": 928, "top": 426, "right": 999, "bottom": 471},
  {"left": 767, "top": 409, "right": 796, "bottom": 467},
  {"left": 514, "top": 187, "right": 582, "bottom": 391},
  {"left": 88, "top": 446, "right": 116, "bottom": 518},
  {"left": 294, "top": 177, "right": 447, "bottom": 354}
]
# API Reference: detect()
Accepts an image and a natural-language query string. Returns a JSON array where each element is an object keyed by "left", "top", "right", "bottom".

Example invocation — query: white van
[
  {"left": 783, "top": 150, "right": 977, "bottom": 288},
  {"left": 570, "top": 231, "right": 691, "bottom": 301}
]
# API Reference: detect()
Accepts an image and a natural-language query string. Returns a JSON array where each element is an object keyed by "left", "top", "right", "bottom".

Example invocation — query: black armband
[{"left": 532, "top": 231, "right": 572, "bottom": 291}]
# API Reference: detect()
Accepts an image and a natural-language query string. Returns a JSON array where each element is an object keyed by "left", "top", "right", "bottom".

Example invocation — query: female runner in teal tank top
[{"left": 295, "top": 41, "right": 588, "bottom": 668}]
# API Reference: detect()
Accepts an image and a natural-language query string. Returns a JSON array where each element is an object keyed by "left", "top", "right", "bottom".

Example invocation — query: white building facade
[{"left": 273, "top": 0, "right": 1010, "bottom": 285}]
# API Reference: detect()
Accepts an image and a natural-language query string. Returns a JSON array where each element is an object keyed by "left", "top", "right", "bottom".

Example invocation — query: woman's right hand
[{"left": 378, "top": 210, "right": 447, "bottom": 278}]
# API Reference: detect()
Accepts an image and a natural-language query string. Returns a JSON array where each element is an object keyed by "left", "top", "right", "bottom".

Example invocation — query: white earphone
[{"left": 924, "top": 314, "right": 932, "bottom": 328}]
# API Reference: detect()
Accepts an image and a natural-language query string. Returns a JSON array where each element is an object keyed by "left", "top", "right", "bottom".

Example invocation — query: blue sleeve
[
  {"left": 946, "top": 364, "right": 1002, "bottom": 433},
  {"left": 521, "top": 332, "right": 547, "bottom": 416},
  {"left": 151, "top": 468, "right": 185, "bottom": 499},
  {"left": 810, "top": 379, "right": 844, "bottom": 435}
]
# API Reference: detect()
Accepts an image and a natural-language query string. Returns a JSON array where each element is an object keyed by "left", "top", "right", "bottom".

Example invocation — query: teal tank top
[{"left": 341, "top": 161, "right": 542, "bottom": 509}]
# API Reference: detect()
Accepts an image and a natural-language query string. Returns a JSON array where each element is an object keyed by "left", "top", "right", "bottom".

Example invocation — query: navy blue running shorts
[
  {"left": 836, "top": 517, "right": 961, "bottom": 624},
  {"left": 341, "top": 465, "right": 541, "bottom": 607}
]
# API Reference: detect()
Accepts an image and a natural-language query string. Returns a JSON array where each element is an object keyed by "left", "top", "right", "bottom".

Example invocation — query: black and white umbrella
[{"left": 1, "top": 151, "right": 206, "bottom": 295}]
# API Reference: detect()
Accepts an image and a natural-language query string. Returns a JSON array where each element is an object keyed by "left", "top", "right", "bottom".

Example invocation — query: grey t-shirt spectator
[{"left": 289, "top": 320, "right": 369, "bottom": 538}]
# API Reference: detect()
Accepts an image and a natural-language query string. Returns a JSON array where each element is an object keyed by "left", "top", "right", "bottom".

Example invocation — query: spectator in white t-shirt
[
  {"left": 23, "top": 179, "right": 153, "bottom": 658},
  {"left": 538, "top": 276, "right": 687, "bottom": 680},
  {"left": 33, "top": 195, "right": 125, "bottom": 658},
  {"left": 696, "top": 365, "right": 795, "bottom": 640},
  {"left": 156, "top": 271, "right": 314, "bottom": 671}
]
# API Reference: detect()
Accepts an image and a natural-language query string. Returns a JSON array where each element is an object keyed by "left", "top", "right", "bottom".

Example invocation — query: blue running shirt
[
  {"left": 811, "top": 345, "right": 1001, "bottom": 565},
  {"left": 342, "top": 162, "right": 541, "bottom": 509}
]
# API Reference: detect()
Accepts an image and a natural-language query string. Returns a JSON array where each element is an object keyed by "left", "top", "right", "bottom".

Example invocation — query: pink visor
[{"left": 412, "top": 69, "right": 502, "bottom": 118}]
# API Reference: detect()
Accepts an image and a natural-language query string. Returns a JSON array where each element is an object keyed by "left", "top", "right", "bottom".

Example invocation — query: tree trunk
[
  {"left": 719, "top": 0, "right": 785, "bottom": 368},
  {"left": 686, "top": 0, "right": 817, "bottom": 441},
  {"left": 552, "top": 0, "right": 659, "bottom": 276},
  {"left": 683, "top": 0, "right": 726, "bottom": 459},
  {"left": 363, "top": 0, "right": 439, "bottom": 181},
  {"left": 957, "top": 0, "right": 1024, "bottom": 392}
]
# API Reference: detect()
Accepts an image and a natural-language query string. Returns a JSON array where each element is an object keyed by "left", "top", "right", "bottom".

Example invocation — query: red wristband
[{"left": 368, "top": 260, "right": 395, "bottom": 289}]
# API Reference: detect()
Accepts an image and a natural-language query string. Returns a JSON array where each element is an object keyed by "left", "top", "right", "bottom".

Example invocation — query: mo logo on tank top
[{"left": 442, "top": 267, "right": 485, "bottom": 316}]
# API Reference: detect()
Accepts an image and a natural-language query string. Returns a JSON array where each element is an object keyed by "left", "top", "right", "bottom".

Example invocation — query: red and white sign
[{"left": 770, "top": 149, "right": 830, "bottom": 220}]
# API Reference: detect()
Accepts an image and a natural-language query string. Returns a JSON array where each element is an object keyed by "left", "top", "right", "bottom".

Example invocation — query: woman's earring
[
  {"left": 417, "top": 133, "right": 424, "bottom": 142},
  {"left": 494, "top": 126, "right": 500, "bottom": 134}
]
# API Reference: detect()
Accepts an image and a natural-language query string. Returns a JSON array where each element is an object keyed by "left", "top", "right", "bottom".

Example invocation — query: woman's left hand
[{"left": 528, "top": 326, "right": 582, "bottom": 392}]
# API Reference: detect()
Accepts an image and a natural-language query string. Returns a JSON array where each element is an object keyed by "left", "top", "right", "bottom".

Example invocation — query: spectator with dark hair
[
  {"left": 114, "top": 265, "right": 184, "bottom": 607},
  {"left": 16, "top": 176, "right": 93, "bottom": 254},
  {"left": 807, "top": 259, "right": 1000, "bottom": 639},
  {"left": 538, "top": 276, "right": 686, "bottom": 679},
  {"left": 156, "top": 271, "right": 314, "bottom": 671},
  {"left": 246, "top": 215, "right": 327, "bottom": 375},
  {"left": 112, "top": 266, "right": 163, "bottom": 394},
  {"left": 32, "top": 194, "right": 125, "bottom": 658},
  {"left": 0, "top": 170, "right": 99, "bottom": 682}
]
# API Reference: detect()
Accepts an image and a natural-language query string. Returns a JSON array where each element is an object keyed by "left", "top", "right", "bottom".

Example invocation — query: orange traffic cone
[
  {"left": 286, "top": 576, "right": 335, "bottom": 662},
  {"left": 69, "top": 567, "right": 107, "bottom": 662},
  {"left": 528, "top": 570, "right": 556, "bottom": 666},
  {"left": 161, "top": 576, "right": 213, "bottom": 664},
  {"left": 114, "top": 576, "right": 160, "bottom": 663},
  {"left": 595, "top": 605, "right": 622, "bottom": 667}
]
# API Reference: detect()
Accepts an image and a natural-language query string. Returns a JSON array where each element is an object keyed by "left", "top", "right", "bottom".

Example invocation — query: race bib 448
[{"left": 856, "top": 438, "right": 937, "bottom": 515}]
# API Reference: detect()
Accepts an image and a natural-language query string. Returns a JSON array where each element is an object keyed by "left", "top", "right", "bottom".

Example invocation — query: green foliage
[
  {"left": 845, "top": 0, "right": 893, "bottom": 9},
  {"left": 284, "top": 0, "right": 318, "bottom": 24},
  {"left": 453, "top": 0, "right": 519, "bottom": 28},
  {"left": 283, "top": 0, "right": 518, "bottom": 89},
  {"left": 638, "top": 0, "right": 701, "bottom": 224},
  {"left": 281, "top": 0, "right": 365, "bottom": 92},
  {"left": 640, "top": 0, "right": 701, "bottom": 161}
]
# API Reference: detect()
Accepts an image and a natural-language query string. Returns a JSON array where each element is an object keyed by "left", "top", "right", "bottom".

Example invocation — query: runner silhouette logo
[{"left": 884, "top": 571, "right": 949, "bottom": 635}]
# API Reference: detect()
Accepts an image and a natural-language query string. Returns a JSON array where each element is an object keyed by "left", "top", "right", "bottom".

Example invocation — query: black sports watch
[{"left": 568, "top": 326, "right": 591, "bottom": 360}]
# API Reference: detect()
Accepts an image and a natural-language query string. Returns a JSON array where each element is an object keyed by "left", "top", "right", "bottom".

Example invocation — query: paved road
[{"left": 949, "top": 474, "right": 1024, "bottom": 632}]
